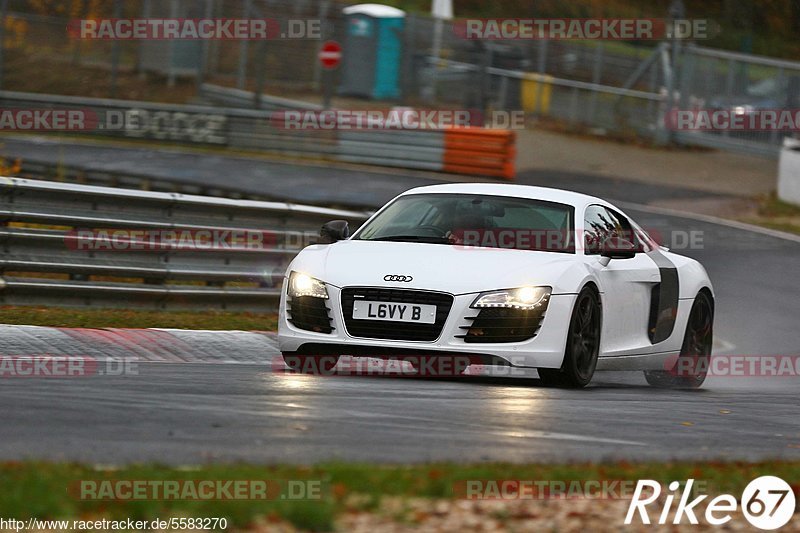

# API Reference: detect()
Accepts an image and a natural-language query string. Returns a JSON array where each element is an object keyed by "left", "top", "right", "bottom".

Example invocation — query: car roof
[{"left": 400, "top": 183, "right": 609, "bottom": 209}]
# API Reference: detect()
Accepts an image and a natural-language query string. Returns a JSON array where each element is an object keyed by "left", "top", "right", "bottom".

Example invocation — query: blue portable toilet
[{"left": 339, "top": 4, "right": 405, "bottom": 100}]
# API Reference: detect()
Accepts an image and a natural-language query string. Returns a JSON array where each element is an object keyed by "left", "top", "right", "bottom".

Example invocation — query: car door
[{"left": 583, "top": 205, "right": 661, "bottom": 356}]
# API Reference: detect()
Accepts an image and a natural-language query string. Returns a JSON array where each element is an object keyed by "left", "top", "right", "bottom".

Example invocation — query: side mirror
[
  {"left": 319, "top": 220, "right": 349, "bottom": 244},
  {"left": 600, "top": 237, "right": 637, "bottom": 261}
]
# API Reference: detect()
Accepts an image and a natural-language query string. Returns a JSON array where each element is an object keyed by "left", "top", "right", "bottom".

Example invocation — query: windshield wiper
[{"left": 368, "top": 235, "right": 453, "bottom": 244}]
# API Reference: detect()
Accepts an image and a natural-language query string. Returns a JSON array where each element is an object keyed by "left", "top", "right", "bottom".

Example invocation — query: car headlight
[
  {"left": 288, "top": 271, "right": 329, "bottom": 299},
  {"left": 471, "top": 286, "right": 551, "bottom": 310}
]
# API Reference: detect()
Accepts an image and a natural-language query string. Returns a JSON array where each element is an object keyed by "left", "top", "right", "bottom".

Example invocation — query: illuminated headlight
[
  {"left": 472, "top": 286, "right": 551, "bottom": 310},
  {"left": 288, "top": 271, "right": 329, "bottom": 299}
]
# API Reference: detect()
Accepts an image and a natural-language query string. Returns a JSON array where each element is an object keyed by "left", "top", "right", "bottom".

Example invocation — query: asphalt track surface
[
  {"left": 0, "top": 136, "right": 798, "bottom": 464},
  {"left": 0, "top": 135, "right": 724, "bottom": 208},
  {"left": 0, "top": 135, "right": 441, "bottom": 208}
]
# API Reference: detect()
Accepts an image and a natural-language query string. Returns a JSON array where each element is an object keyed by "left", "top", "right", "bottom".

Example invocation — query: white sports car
[{"left": 278, "top": 184, "right": 714, "bottom": 388}]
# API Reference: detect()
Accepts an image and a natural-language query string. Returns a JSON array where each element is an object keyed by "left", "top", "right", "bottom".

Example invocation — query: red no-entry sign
[{"left": 319, "top": 41, "right": 342, "bottom": 69}]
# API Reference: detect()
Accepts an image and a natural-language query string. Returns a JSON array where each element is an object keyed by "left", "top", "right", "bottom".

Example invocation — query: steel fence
[
  {"left": 0, "top": 176, "right": 371, "bottom": 311},
  {"left": 1, "top": 0, "right": 347, "bottom": 95},
  {"left": 670, "top": 45, "right": 800, "bottom": 156},
  {"left": 0, "top": 90, "right": 516, "bottom": 178},
  {"left": 2, "top": 1, "right": 799, "bottom": 157}
]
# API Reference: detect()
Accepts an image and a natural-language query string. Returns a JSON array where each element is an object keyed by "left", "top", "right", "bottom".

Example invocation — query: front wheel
[
  {"left": 538, "top": 287, "right": 601, "bottom": 388},
  {"left": 644, "top": 291, "right": 713, "bottom": 389}
]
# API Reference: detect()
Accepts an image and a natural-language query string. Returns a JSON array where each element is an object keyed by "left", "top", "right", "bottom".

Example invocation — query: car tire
[
  {"left": 538, "top": 286, "right": 601, "bottom": 388},
  {"left": 283, "top": 354, "right": 340, "bottom": 374},
  {"left": 644, "top": 291, "right": 713, "bottom": 389}
]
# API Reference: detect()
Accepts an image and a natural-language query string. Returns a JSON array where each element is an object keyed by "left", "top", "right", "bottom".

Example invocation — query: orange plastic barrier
[{"left": 443, "top": 127, "right": 516, "bottom": 180}]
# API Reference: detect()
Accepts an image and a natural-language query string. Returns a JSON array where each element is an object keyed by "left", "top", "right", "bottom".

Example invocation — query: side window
[
  {"left": 583, "top": 205, "right": 641, "bottom": 255},
  {"left": 606, "top": 208, "right": 649, "bottom": 253},
  {"left": 604, "top": 208, "right": 632, "bottom": 241},
  {"left": 632, "top": 225, "right": 654, "bottom": 252},
  {"left": 583, "top": 205, "right": 612, "bottom": 255}
]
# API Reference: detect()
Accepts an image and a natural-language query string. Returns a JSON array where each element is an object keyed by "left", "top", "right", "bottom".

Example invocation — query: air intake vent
[
  {"left": 288, "top": 296, "right": 334, "bottom": 334},
  {"left": 459, "top": 307, "right": 545, "bottom": 343}
]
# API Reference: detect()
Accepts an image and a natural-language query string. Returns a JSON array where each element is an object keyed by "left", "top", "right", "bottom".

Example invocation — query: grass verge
[
  {"left": 0, "top": 461, "right": 797, "bottom": 532},
  {"left": 741, "top": 194, "right": 800, "bottom": 236},
  {"left": 0, "top": 306, "right": 277, "bottom": 331}
]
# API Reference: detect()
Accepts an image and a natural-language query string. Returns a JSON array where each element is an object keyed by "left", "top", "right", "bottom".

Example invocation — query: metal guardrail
[
  {"left": 0, "top": 177, "right": 371, "bottom": 311},
  {"left": 436, "top": 58, "right": 663, "bottom": 101},
  {"left": 13, "top": 157, "right": 275, "bottom": 200},
  {"left": 197, "top": 84, "right": 324, "bottom": 112},
  {"left": 0, "top": 90, "right": 515, "bottom": 178}
]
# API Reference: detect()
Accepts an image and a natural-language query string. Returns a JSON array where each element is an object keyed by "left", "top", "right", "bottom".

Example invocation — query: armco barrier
[
  {"left": 443, "top": 128, "right": 516, "bottom": 180},
  {"left": 198, "top": 83, "right": 323, "bottom": 111},
  {"left": 0, "top": 90, "right": 516, "bottom": 180},
  {"left": 336, "top": 129, "right": 445, "bottom": 171},
  {"left": 0, "top": 177, "right": 371, "bottom": 311}
]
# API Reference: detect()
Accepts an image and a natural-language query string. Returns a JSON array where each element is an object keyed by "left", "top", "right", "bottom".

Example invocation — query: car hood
[{"left": 288, "top": 240, "right": 585, "bottom": 295}]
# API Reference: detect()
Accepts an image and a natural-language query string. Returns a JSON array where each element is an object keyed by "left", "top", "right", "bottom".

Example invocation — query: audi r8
[{"left": 278, "top": 184, "right": 714, "bottom": 388}]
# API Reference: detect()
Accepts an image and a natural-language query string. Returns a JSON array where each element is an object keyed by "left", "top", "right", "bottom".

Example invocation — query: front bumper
[{"left": 277, "top": 284, "right": 576, "bottom": 369}]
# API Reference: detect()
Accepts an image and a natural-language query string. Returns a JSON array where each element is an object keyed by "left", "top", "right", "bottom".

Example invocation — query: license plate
[{"left": 352, "top": 301, "right": 436, "bottom": 324}]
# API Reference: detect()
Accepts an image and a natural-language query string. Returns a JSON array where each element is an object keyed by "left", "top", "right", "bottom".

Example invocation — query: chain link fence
[
  {"left": 2, "top": 0, "right": 799, "bottom": 156},
  {"left": 673, "top": 45, "right": 800, "bottom": 156}
]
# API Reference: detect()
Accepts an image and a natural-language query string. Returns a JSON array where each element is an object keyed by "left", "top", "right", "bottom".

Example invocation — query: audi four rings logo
[{"left": 384, "top": 275, "right": 413, "bottom": 282}]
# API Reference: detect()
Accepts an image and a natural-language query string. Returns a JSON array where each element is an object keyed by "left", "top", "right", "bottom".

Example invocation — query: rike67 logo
[{"left": 625, "top": 476, "right": 796, "bottom": 530}]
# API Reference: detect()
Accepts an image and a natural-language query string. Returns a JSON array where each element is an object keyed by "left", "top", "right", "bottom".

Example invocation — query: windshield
[{"left": 353, "top": 193, "right": 575, "bottom": 253}]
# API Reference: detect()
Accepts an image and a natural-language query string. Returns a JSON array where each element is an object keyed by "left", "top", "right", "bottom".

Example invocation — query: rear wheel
[
  {"left": 538, "top": 287, "right": 601, "bottom": 388},
  {"left": 283, "top": 355, "right": 340, "bottom": 374},
  {"left": 644, "top": 291, "right": 713, "bottom": 389}
]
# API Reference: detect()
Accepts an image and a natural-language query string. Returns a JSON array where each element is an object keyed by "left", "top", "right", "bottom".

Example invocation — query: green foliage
[
  {"left": 0, "top": 306, "right": 278, "bottom": 331},
  {"left": 386, "top": 0, "right": 800, "bottom": 59},
  {"left": 0, "top": 461, "right": 797, "bottom": 531}
]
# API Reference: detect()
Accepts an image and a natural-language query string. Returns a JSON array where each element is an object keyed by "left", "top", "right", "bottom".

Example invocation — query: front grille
[
  {"left": 459, "top": 307, "right": 546, "bottom": 343},
  {"left": 341, "top": 287, "right": 453, "bottom": 341},
  {"left": 288, "top": 296, "right": 334, "bottom": 334}
]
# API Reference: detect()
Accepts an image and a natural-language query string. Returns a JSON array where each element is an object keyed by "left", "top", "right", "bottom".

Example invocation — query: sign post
[
  {"left": 427, "top": 0, "right": 454, "bottom": 103},
  {"left": 319, "top": 40, "right": 342, "bottom": 110}
]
